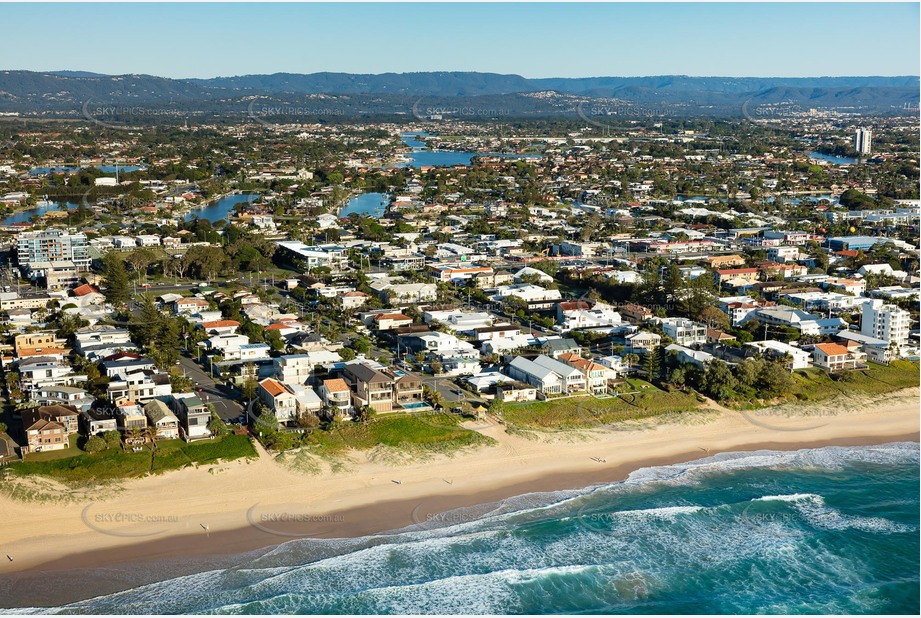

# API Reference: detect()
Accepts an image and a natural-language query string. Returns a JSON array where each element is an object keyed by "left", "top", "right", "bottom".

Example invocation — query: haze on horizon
[{"left": 2, "top": 2, "right": 919, "bottom": 79}]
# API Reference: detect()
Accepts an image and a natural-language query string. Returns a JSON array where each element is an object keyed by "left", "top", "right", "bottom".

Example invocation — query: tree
[
  {"left": 103, "top": 430, "right": 123, "bottom": 450},
  {"left": 735, "top": 358, "right": 764, "bottom": 389},
  {"left": 242, "top": 373, "right": 258, "bottom": 402},
  {"left": 424, "top": 385, "right": 444, "bottom": 410},
  {"left": 758, "top": 361, "right": 793, "bottom": 396},
  {"left": 83, "top": 435, "right": 107, "bottom": 454},
  {"left": 644, "top": 346, "right": 662, "bottom": 381},
  {"left": 624, "top": 353, "right": 640, "bottom": 372},
  {"left": 297, "top": 413, "right": 320, "bottom": 431},
  {"left": 352, "top": 404, "right": 375, "bottom": 425},
  {"left": 185, "top": 245, "right": 229, "bottom": 280},
  {"left": 338, "top": 347, "right": 356, "bottom": 361},
  {"left": 265, "top": 329, "right": 285, "bottom": 352},
  {"left": 702, "top": 360, "right": 738, "bottom": 401},
  {"left": 125, "top": 248, "right": 158, "bottom": 280},
  {"left": 207, "top": 414, "right": 228, "bottom": 436},
  {"left": 101, "top": 252, "right": 130, "bottom": 306},
  {"left": 698, "top": 305, "right": 730, "bottom": 329}
]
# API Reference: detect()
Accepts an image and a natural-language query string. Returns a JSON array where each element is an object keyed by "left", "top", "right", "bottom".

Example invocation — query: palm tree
[{"left": 624, "top": 353, "right": 640, "bottom": 373}]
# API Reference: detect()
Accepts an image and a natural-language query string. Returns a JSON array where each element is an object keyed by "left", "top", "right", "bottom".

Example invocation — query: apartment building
[
  {"left": 860, "top": 300, "right": 910, "bottom": 352},
  {"left": 16, "top": 229, "right": 90, "bottom": 271}
]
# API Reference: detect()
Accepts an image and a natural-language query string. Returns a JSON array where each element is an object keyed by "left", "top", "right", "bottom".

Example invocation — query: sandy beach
[{"left": 0, "top": 389, "right": 918, "bottom": 608}]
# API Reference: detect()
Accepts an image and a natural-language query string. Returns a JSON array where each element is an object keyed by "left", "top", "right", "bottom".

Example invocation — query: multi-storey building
[
  {"left": 860, "top": 300, "right": 910, "bottom": 352},
  {"left": 16, "top": 229, "right": 90, "bottom": 271}
]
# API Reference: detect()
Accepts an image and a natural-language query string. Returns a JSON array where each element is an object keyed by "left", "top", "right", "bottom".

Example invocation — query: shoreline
[{"left": 0, "top": 391, "right": 918, "bottom": 608}]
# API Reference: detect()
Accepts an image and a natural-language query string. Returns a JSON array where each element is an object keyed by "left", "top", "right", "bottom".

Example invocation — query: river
[{"left": 184, "top": 193, "right": 262, "bottom": 223}]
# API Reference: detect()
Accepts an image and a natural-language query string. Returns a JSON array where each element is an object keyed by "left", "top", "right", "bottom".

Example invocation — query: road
[{"left": 177, "top": 355, "right": 244, "bottom": 422}]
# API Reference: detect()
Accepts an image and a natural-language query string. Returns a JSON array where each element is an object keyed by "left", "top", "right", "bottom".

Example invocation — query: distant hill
[{"left": 0, "top": 70, "right": 916, "bottom": 119}]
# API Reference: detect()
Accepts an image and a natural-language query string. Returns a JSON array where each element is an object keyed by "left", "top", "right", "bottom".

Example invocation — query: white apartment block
[{"left": 860, "top": 300, "right": 910, "bottom": 352}]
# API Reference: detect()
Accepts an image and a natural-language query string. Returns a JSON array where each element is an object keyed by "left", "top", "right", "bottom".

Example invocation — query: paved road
[
  {"left": 422, "top": 376, "right": 477, "bottom": 408},
  {"left": 177, "top": 355, "right": 244, "bottom": 421}
]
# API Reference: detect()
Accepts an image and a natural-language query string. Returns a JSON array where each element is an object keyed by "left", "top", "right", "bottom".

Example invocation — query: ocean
[{"left": 8, "top": 442, "right": 919, "bottom": 614}]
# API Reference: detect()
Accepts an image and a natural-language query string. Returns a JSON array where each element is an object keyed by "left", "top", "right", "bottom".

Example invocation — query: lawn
[
  {"left": 786, "top": 360, "right": 920, "bottom": 404},
  {"left": 304, "top": 412, "right": 493, "bottom": 456},
  {"left": 501, "top": 380, "right": 704, "bottom": 430},
  {"left": 21, "top": 434, "right": 82, "bottom": 462},
  {"left": 7, "top": 433, "right": 256, "bottom": 487}
]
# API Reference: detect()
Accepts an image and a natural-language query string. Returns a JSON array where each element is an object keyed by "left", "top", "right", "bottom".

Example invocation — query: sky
[{"left": 2, "top": 2, "right": 918, "bottom": 78}]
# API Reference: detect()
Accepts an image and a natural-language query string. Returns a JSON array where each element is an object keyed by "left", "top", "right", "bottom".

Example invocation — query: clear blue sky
[{"left": 3, "top": 2, "right": 918, "bottom": 78}]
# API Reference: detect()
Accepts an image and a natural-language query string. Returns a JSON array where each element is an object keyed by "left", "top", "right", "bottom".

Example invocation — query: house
[
  {"left": 491, "top": 284, "right": 562, "bottom": 306},
  {"left": 834, "top": 331, "right": 893, "bottom": 365},
  {"left": 170, "top": 395, "right": 211, "bottom": 441},
  {"left": 513, "top": 267, "right": 554, "bottom": 284},
  {"left": 24, "top": 418, "right": 67, "bottom": 453},
  {"left": 507, "top": 356, "right": 563, "bottom": 395},
  {"left": 811, "top": 343, "right": 859, "bottom": 372},
  {"left": 80, "top": 407, "right": 119, "bottom": 436},
  {"left": 657, "top": 318, "right": 707, "bottom": 347},
  {"left": 665, "top": 344, "right": 715, "bottom": 369},
  {"left": 116, "top": 402, "right": 148, "bottom": 441},
  {"left": 429, "top": 264, "right": 494, "bottom": 283},
  {"left": 31, "top": 385, "right": 94, "bottom": 412},
  {"left": 557, "top": 353, "right": 617, "bottom": 394},
  {"left": 541, "top": 337, "right": 582, "bottom": 359},
  {"left": 106, "top": 370, "right": 172, "bottom": 405},
  {"left": 377, "top": 283, "right": 438, "bottom": 303},
  {"left": 73, "top": 326, "right": 135, "bottom": 359},
  {"left": 172, "top": 297, "right": 210, "bottom": 315},
  {"left": 319, "top": 378, "right": 352, "bottom": 416},
  {"left": 273, "top": 354, "right": 313, "bottom": 386},
  {"left": 706, "top": 328, "right": 736, "bottom": 345},
  {"left": 715, "top": 268, "right": 759, "bottom": 287},
  {"left": 496, "top": 380, "right": 538, "bottom": 402},
  {"left": 556, "top": 302, "right": 623, "bottom": 332},
  {"left": 624, "top": 331, "right": 662, "bottom": 355},
  {"left": 338, "top": 290, "right": 370, "bottom": 310},
  {"left": 372, "top": 313, "right": 414, "bottom": 332},
  {"left": 21, "top": 404, "right": 80, "bottom": 437},
  {"left": 343, "top": 363, "right": 395, "bottom": 413},
  {"left": 102, "top": 356, "right": 156, "bottom": 379},
  {"left": 18, "top": 358, "right": 84, "bottom": 391},
  {"left": 143, "top": 399, "right": 181, "bottom": 440},
  {"left": 619, "top": 303, "right": 653, "bottom": 323},
  {"left": 14, "top": 333, "right": 64, "bottom": 355},
  {"left": 746, "top": 340, "right": 811, "bottom": 370},
  {"left": 198, "top": 320, "right": 241, "bottom": 336},
  {"left": 473, "top": 324, "right": 521, "bottom": 342},
  {"left": 70, "top": 283, "right": 105, "bottom": 307},
  {"left": 392, "top": 370, "right": 424, "bottom": 408},
  {"left": 258, "top": 378, "right": 299, "bottom": 425},
  {"left": 742, "top": 306, "right": 846, "bottom": 337}
]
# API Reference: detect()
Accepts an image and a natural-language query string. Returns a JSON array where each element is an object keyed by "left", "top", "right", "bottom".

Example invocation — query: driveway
[{"left": 177, "top": 355, "right": 244, "bottom": 421}]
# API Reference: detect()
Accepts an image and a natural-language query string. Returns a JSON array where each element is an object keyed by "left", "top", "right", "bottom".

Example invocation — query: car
[{"left": 196, "top": 387, "right": 203, "bottom": 392}]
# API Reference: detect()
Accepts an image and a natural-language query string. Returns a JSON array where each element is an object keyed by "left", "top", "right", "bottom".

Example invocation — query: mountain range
[{"left": 0, "top": 70, "right": 916, "bottom": 120}]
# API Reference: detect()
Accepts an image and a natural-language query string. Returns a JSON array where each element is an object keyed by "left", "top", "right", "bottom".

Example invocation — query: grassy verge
[
  {"left": 501, "top": 379, "right": 704, "bottom": 431},
  {"left": 303, "top": 412, "right": 494, "bottom": 457},
  {"left": 731, "top": 360, "right": 920, "bottom": 409},
  {"left": 7, "top": 433, "right": 256, "bottom": 487}
]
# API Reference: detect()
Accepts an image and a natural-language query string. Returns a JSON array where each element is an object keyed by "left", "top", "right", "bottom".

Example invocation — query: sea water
[{"left": 8, "top": 442, "right": 919, "bottom": 614}]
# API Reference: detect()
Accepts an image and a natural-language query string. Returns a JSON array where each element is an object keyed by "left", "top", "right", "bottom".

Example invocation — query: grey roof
[
  {"left": 544, "top": 338, "right": 579, "bottom": 351},
  {"left": 345, "top": 363, "right": 391, "bottom": 385},
  {"left": 144, "top": 399, "right": 179, "bottom": 424}
]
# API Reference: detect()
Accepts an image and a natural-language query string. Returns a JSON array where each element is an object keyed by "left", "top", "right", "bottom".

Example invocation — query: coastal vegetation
[{"left": 2, "top": 433, "right": 256, "bottom": 489}]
